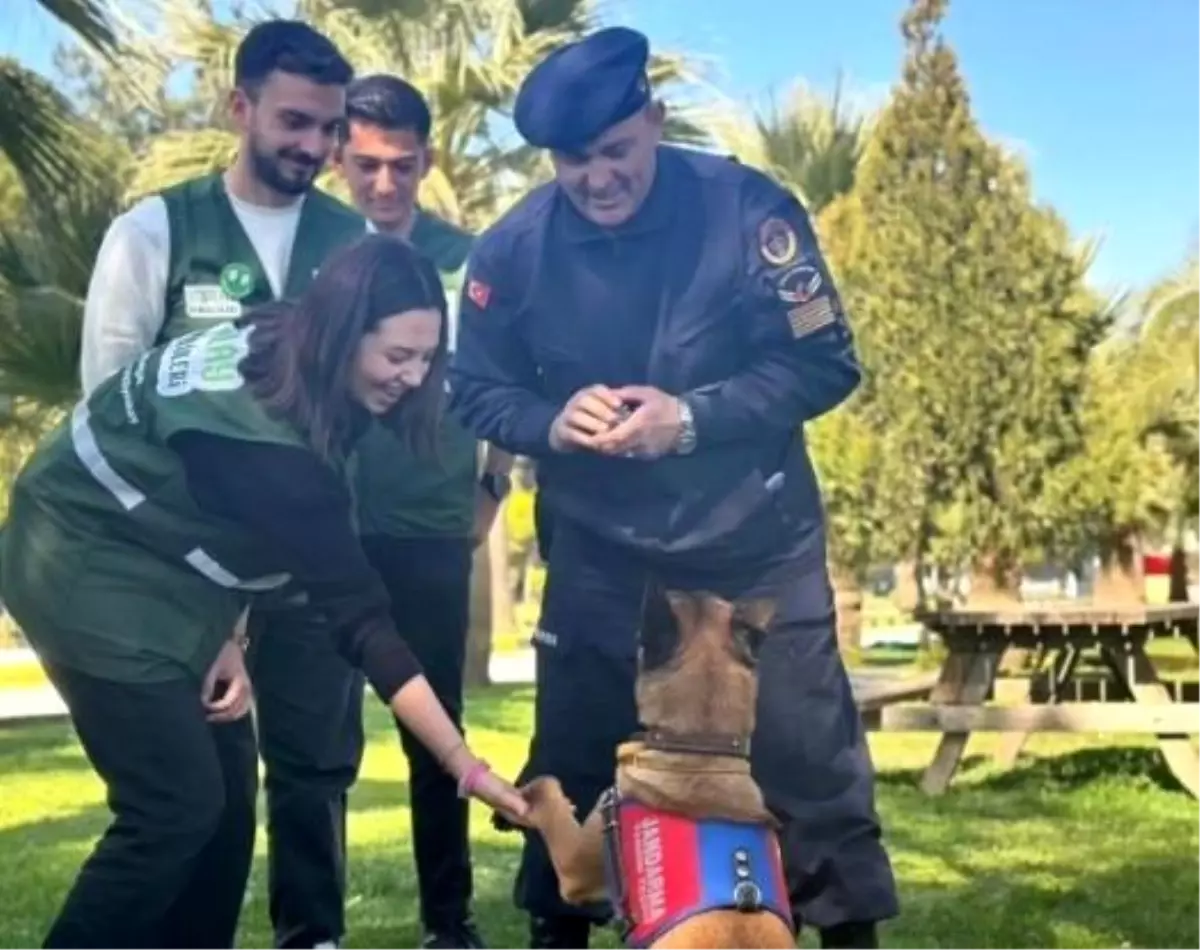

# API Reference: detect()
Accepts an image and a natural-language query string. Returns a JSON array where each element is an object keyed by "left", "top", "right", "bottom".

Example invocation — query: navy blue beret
[{"left": 514, "top": 26, "right": 651, "bottom": 152}]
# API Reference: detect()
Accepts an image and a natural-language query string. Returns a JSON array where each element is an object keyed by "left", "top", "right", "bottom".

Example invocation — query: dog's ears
[
  {"left": 639, "top": 584, "right": 680, "bottom": 671},
  {"left": 734, "top": 597, "right": 779, "bottom": 633}
]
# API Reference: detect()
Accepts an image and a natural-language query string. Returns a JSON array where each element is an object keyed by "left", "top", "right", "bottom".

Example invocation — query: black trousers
[
  {"left": 247, "top": 603, "right": 366, "bottom": 949},
  {"left": 39, "top": 660, "right": 258, "bottom": 949},
  {"left": 514, "top": 521, "right": 899, "bottom": 931},
  {"left": 362, "top": 534, "right": 474, "bottom": 931}
]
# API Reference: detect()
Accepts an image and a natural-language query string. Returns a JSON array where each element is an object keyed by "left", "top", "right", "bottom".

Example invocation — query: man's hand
[
  {"left": 549, "top": 384, "right": 625, "bottom": 452},
  {"left": 202, "top": 637, "right": 253, "bottom": 724},
  {"left": 591, "top": 385, "right": 683, "bottom": 460}
]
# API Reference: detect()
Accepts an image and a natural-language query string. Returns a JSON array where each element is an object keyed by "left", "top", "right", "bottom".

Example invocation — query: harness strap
[{"left": 599, "top": 787, "right": 634, "bottom": 941}]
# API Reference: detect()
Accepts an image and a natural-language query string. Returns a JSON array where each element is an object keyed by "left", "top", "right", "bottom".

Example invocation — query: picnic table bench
[{"left": 878, "top": 602, "right": 1199, "bottom": 797}]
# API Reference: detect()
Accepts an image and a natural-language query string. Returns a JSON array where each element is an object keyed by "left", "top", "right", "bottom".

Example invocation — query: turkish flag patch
[{"left": 467, "top": 279, "right": 491, "bottom": 309}]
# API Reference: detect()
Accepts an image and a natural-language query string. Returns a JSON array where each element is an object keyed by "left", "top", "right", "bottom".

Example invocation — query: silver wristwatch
[{"left": 674, "top": 398, "right": 697, "bottom": 455}]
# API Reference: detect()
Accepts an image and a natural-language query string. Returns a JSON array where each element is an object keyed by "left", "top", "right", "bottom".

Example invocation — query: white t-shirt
[{"left": 79, "top": 188, "right": 309, "bottom": 395}]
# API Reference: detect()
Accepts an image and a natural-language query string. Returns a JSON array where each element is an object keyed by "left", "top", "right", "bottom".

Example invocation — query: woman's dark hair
[{"left": 240, "top": 233, "right": 448, "bottom": 461}]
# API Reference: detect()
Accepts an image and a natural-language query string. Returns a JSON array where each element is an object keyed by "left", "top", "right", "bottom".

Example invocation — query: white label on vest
[
  {"left": 157, "top": 323, "right": 251, "bottom": 398},
  {"left": 184, "top": 284, "right": 243, "bottom": 320}
]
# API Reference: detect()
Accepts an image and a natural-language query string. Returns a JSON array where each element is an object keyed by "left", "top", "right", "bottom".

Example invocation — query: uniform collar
[{"left": 555, "top": 146, "right": 676, "bottom": 243}]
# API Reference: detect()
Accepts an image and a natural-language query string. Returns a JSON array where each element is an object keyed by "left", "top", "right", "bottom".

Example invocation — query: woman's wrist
[
  {"left": 438, "top": 742, "right": 493, "bottom": 798},
  {"left": 438, "top": 740, "right": 476, "bottom": 781}
]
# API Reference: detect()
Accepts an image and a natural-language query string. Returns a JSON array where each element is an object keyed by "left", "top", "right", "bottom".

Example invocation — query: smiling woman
[{"left": 0, "top": 233, "right": 530, "bottom": 949}]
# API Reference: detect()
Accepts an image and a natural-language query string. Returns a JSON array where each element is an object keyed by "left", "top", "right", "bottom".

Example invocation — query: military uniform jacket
[{"left": 449, "top": 146, "right": 861, "bottom": 574}]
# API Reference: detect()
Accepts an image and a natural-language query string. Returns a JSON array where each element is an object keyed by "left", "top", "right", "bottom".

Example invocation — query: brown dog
[{"left": 521, "top": 588, "right": 796, "bottom": 948}]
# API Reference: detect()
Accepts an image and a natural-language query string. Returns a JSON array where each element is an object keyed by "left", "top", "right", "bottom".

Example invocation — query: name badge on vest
[{"left": 183, "top": 263, "right": 255, "bottom": 320}]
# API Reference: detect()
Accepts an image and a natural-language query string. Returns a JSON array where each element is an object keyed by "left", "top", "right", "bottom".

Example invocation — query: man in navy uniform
[{"left": 449, "top": 27, "right": 898, "bottom": 950}]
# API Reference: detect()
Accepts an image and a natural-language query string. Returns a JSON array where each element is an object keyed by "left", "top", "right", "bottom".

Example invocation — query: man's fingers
[
  {"left": 564, "top": 412, "right": 614, "bottom": 438},
  {"left": 608, "top": 384, "right": 655, "bottom": 404},
  {"left": 585, "top": 385, "right": 625, "bottom": 411},
  {"left": 592, "top": 409, "right": 648, "bottom": 453},
  {"left": 575, "top": 392, "right": 623, "bottom": 427},
  {"left": 206, "top": 678, "right": 251, "bottom": 722}
]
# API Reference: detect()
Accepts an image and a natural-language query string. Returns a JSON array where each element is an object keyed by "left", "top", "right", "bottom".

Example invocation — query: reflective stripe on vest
[{"left": 70, "top": 403, "right": 291, "bottom": 593}]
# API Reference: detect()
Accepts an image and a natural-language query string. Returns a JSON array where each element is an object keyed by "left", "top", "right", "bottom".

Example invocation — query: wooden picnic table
[{"left": 878, "top": 602, "right": 1199, "bottom": 797}]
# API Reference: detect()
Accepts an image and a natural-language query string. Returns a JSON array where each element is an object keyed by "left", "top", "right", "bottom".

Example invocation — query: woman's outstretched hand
[
  {"left": 470, "top": 769, "right": 531, "bottom": 828},
  {"left": 444, "top": 745, "right": 530, "bottom": 827}
]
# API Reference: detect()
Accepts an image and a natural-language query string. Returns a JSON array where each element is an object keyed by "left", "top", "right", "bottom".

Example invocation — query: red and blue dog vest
[{"left": 599, "top": 788, "right": 793, "bottom": 947}]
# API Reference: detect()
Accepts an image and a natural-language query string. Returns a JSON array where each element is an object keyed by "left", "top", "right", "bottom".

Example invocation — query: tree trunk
[
  {"left": 966, "top": 550, "right": 1023, "bottom": 607},
  {"left": 892, "top": 558, "right": 920, "bottom": 613},
  {"left": 1094, "top": 527, "right": 1144, "bottom": 605},
  {"left": 463, "top": 515, "right": 512, "bottom": 688},
  {"left": 831, "top": 567, "right": 863, "bottom": 665},
  {"left": 1169, "top": 543, "right": 1190, "bottom": 603}
]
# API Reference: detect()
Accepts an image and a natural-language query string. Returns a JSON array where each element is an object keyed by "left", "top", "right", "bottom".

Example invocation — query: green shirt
[
  {"left": 1, "top": 322, "right": 318, "bottom": 683},
  {"left": 353, "top": 211, "right": 480, "bottom": 538}
]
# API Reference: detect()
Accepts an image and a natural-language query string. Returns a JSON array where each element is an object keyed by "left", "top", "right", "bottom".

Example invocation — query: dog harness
[{"left": 599, "top": 788, "right": 793, "bottom": 947}]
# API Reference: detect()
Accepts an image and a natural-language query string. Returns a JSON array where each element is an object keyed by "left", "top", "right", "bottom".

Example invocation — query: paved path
[{"left": 0, "top": 648, "right": 932, "bottom": 724}]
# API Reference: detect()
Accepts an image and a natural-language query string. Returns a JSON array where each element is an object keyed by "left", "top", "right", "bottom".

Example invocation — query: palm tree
[
  {"left": 1131, "top": 251, "right": 1199, "bottom": 599},
  {"left": 1, "top": 0, "right": 121, "bottom": 197},
  {"left": 705, "top": 72, "right": 874, "bottom": 214},
  {"left": 122, "top": 0, "right": 710, "bottom": 231},
  {"left": 0, "top": 125, "right": 131, "bottom": 407}
]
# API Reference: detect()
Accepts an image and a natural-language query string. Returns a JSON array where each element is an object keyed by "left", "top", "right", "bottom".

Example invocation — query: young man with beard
[
  {"left": 79, "top": 20, "right": 370, "bottom": 949},
  {"left": 333, "top": 73, "right": 512, "bottom": 950}
]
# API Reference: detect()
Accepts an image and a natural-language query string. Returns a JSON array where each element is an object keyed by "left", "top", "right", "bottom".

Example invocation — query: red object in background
[{"left": 1143, "top": 552, "right": 1172, "bottom": 576}]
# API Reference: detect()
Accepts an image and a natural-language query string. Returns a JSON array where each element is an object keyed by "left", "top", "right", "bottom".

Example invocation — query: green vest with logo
[
  {"left": 353, "top": 211, "right": 479, "bottom": 538},
  {"left": 0, "top": 322, "right": 320, "bottom": 683},
  {"left": 159, "top": 173, "right": 366, "bottom": 342}
]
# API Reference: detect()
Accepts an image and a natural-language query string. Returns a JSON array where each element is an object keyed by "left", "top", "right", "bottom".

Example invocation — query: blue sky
[{"left": 6, "top": 0, "right": 1198, "bottom": 294}]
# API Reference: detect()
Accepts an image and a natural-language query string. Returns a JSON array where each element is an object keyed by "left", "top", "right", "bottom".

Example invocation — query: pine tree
[{"left": 820, "top": 0, "right": 1110, "bottom": 603}]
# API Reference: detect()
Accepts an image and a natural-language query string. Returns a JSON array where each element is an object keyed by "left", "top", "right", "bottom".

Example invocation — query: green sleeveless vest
[
  {"left": 1, "top": 322, "right": 318, "bottom": 683},
  {"left": 159, "top": 173, "right": 366, "bottom": 342},
  {"left": 353, "top": 211, "right": 480, "bottom": 538}
]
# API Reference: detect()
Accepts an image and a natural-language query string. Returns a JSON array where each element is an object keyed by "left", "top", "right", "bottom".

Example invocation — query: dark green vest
[
  {"left": 353, "top": 211, "right": 480, "bottom": 538},
  {"left": 159, "top": 173, "right": 366, "bottom": 342},
  {"left": 1, "top": 322, "right": 319, "bottom": 683}
]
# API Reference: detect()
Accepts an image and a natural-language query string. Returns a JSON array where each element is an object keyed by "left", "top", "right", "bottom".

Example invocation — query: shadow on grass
[
  {"left": 0, "top": 719, "right": 87, "bottom": 774},
  {"left": 882, "top": 854, "right": 1199, "bottom": 949},
  {"left": 875, "top": 745, "right": 1186, "bottom": 797}
]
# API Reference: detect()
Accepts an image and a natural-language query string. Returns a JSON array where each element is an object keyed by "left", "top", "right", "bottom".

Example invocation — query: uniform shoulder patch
[
  {"left": 466, "top": 278, "right": 491, "bottom": 309},
  {"left": 787, "top": 298, "right": 837, "bottom": 339},
  {"left": 757, "top": 216, "right": 799, "bottom": 268}
]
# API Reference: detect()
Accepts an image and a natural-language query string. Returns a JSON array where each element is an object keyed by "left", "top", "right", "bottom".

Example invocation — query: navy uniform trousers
[{"left": 513, "top": 518, "right": 899, "bottom": 932}]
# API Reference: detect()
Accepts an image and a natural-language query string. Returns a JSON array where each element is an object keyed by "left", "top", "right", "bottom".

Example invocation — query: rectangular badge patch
[
  {"left": 184, "top": 284, "right": 243, "bottom": 320},
  {"left": 787, "top": 297, "right": 836, "bottom": 338}
]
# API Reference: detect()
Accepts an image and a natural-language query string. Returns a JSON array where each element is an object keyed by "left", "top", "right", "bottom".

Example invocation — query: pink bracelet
[{"left": 457, "top": 760, "right": 491, "bottom": 799}]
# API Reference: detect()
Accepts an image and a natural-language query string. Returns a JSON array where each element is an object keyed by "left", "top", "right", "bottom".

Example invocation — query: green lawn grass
[{"left": 0, "top": 685, "right": 1196, "bottom": 948}]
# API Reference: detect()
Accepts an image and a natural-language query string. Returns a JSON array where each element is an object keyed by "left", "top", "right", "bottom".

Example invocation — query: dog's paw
[{"left": 521, "top": 776, "right": 572, "bottom": 814}]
